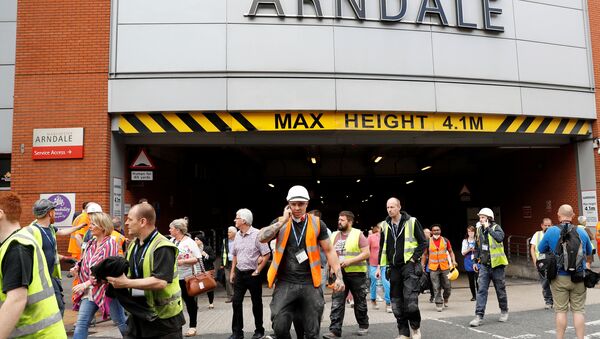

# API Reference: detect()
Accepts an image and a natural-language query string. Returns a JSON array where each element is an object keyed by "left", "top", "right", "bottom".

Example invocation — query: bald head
[
  {"left": 131, "top": 203, "right": 156, "bottom": 226},
  {"left": 386, "top": 197, "right": 401, "bottom": 220},
  {"left": 557, "top": 204, "right": 574, "bottom": 222}
]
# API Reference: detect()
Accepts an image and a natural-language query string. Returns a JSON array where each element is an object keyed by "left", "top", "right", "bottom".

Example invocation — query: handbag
[
  {"left": 536, "top": 251, "right": 557, "bottom": 280},
  {"left": 184, "top": 255, "right": 217, "bottom": 297}
]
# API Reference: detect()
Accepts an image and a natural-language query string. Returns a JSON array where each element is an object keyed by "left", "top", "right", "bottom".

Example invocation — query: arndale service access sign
[{"left": 32, "top": 128, "right": 84, "bottom": 160}]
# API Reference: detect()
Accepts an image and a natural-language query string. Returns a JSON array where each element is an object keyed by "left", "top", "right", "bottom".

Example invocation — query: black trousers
[
  {"left": 389, "top": 262, "right": 422, "bottom": 337},
  {"left": 178, "top": 279, "right": 198, "bottom": 328},
  {"left": 467, "top": 271, "right": 479, "bottom": 299},
  {"left": 329, "top": 272, "right": 369, "bottom": 336},
  {"left": 232, "top": 268, "right": 264, "bottom": 336},
  {"left": 270, "top": 280, "right": 324, "bottom": 339}
]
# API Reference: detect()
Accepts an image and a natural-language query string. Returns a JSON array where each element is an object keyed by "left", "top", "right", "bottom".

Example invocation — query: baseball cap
[
  {"left": 86, "top": 202, "right": 103, "bottom": 213},
  {"left": 33, "top": 199, "right": 57, "bottom": 218},
  {"left": 286, "top": 185, "right": 310, "bottom": 202}
]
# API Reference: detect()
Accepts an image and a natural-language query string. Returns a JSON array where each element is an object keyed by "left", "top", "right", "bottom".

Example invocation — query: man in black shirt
[
  {"left": 108, "top": 203, "right": 185, "bottom": 339},
  {"left": 0, "top": 192, "right": 66, "bottom": 338},
  {"left": 376, "top": 197, "right": 427, "bottom": 339},
  {"left": 259, "top": 185, "right": 344, "bottom": 339}
]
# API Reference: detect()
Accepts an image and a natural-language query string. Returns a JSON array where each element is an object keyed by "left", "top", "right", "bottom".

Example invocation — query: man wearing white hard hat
[
  {"left": 259, "top": 185, "right": 344, "bottom": 339},
  {"left": 469, "top": 207, "right": 509, "bottom": 327}
]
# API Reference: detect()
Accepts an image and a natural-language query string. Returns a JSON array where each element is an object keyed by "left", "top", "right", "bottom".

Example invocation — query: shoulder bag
[{"left": 185, "top": 255, "right": 217, "bottom": 296}]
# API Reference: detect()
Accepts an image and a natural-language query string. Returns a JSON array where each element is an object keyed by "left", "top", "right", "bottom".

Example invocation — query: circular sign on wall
[{"left": 48, "top": 194, "right": 72, "bottom": 224}]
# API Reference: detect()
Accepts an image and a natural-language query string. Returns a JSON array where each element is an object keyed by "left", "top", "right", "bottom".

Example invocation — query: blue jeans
[
  {"left": 475, "top": 265, "right": 508, "bottom": 317},
  {"left": 368, "top": 265, "right": 390, "bottom": 304},
  {"left": 73, "top": 298, "right": 128, "bottom": 339}
]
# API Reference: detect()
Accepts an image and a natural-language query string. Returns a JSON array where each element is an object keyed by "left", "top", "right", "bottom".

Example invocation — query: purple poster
[{"left": 41, "top": 193, "right": 75, "bottom": 227}]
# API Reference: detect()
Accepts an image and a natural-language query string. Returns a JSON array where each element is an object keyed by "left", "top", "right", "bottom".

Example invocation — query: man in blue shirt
[{"left": 538, "top": 204, "right": 593, "bottom": 339}]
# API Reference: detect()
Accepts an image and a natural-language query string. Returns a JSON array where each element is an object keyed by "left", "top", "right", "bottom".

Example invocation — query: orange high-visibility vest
[
  {"left": 267, "top": 214, "right": 322, "bottom": 288},
  {"left": 428, "top": 237, "right": 450, "bottom": 271}
]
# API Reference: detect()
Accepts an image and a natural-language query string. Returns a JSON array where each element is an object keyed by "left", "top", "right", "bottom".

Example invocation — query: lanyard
[
  {"left": 132, "top": 231, "right": 158, "bottom": 278},
  {"left": 34, "top": 223, "right": 56, "bottom": 248},
  {"left": 291, "top": 218, "right": 308, "bottom": 247}
]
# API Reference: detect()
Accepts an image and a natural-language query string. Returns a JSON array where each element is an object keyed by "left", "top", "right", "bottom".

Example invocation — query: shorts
[{"left": 550, "top": 275, "right": 586, "bottom": 313}]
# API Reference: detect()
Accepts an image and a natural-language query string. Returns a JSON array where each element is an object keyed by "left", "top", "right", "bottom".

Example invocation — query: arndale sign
[{"left": 247, "top": 0, "right": 504, "bottom": 32}]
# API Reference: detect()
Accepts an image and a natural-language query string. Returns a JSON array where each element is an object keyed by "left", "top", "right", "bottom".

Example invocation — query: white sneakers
[
  {"left": 395, "top": 328, "right": 420, "bottom": 339},
  {"left": 469, "top": 315, "right": 483, "bottom": 327},
  {"left": 470, "top": 312, "right": 508, "bottom": 327}
]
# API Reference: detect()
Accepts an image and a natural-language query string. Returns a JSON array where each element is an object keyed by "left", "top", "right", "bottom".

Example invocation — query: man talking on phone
[
  {"left": 258, "top": 185, "right": 344, "bottom": 339},
  {"left": 469, "top": 208, "right": 509, "bottom": 327}
]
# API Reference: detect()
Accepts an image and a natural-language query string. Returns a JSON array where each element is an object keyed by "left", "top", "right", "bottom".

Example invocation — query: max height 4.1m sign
[{"left": 32, "top": 128, "right": 84, "bottom": 160}]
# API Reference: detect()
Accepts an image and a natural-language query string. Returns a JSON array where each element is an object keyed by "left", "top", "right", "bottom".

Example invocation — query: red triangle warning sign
[{"left": 130, "top": 149, "right": 155, "bottom": 170}]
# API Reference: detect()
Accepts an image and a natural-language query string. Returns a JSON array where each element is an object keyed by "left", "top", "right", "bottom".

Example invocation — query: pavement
[{"left": 61, "top": 274, "right": 600, "bottom": 338}]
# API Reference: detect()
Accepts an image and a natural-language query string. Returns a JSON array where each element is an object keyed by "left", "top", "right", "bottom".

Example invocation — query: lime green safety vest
[
  {"left": 126, "top": 232, "right": 183, "bottom": 320},
  {"left": 331, "top": 228, "right": 367, "bottom": 273},
  {"left": 531, "top": 230, "right": 544, "bottom": 259},
  {"left": 379, "top": 218, "right": 418, "bottom": 265},
  {"left": 0, "top": 228, "right": 66, "bottom": 338},
  {"left": 478, "top": 225, "right": 509, "bottom": 268},
  {"left": 24, "top": 222, "right": 61, "bottom": 279}
]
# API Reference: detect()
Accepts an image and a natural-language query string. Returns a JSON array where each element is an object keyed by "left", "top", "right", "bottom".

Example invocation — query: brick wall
[
  {"left": 12, "top": 0, "right": 111, "bottom": 254},
  {"left": 499, "top": 145, "right": 579, "bottom": 238}
]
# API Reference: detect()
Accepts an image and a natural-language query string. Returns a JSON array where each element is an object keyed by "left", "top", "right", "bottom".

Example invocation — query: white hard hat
[
  {"left": 478, "top": 207, "right": 494, "bottom": 220},
  {"left": 286, "top": 185, "right": 310, "bottom": 202},
  {"left": 86, "top": 202, "right": 103, "bottom": 213}
]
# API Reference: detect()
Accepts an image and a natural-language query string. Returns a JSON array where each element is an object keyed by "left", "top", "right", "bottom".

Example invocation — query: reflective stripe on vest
[
  {"left": 379, "top": 217, "right": 417, "bottom": 266},
  {"left": 24, "top": 223, "right": 61, "bottom": 279},
  {"left": 428, "top": 237, "right": 449, "bottom": 271},
  {"left": 0, "top": 230, "right": 66, "bottom": 338},
  {"left": 126, "top": 232, "right": 183, "bottom": 319},
  {"left": 330, "top": 228, "right": 366, "bottom": 273},
  {"left": 532, "top": 230, "right": 543, "bottom": 259},
  {"left": 222, "top": 239, "right": 227, "bottom": 266},
  {"left": 267, "top": 215, "right": 322, "bottom": 288}
]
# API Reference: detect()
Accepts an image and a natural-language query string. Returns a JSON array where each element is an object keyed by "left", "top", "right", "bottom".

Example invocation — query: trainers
[
  {"left": 436, "top": 305, "right": 443, "bottom": 312},
  {"left": 499, "top": 311, "right": 509, "bottom": 322},
  {"left": 470, "top": 297, "right": 476, "bottom": 301},
  {"left": 357, "top": 328, "right": 368, "bottom": 336},
  {"left": 544, "top": 304, "right": 553, "bottom": 310},
  {"left": 411, "top": 328, "right": 422, "bottom": 339},
  {"left": 349, "top": 300, "right": 354, "bottom": 308},
  {"left": 395, "top": 336, "right": 410, "bottom": 339},
  {"left": 251, "top": 332, "right": 265, "bottom": 339},
  {"left": 322, "top": 332, "right": 341, "bottom": 339},
  {"left": 469, "top": 315, "right": 483, "bottom": 327},
  {"left": 429, "top": 297, "right": 434, "bottom": 303},
  {"left": 386, "top": 304, "right": 392, "bottom": 313},
  {"left": 371, "top": 301, "right": 379, "bottom": 310},
  {"left": 444, "top": 303, "right": 449, "bottom": 308}
]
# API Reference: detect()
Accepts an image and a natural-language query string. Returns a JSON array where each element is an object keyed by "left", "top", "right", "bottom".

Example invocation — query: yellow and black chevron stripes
[
  {"left": 494, "top": 116, "right": 589, "bottom": 135},
  {"left": 119, "top": 112, "right": 257, "bottom": 134},
  {"left": 118, "top": 112, "right": 590, "bottom": 136}
]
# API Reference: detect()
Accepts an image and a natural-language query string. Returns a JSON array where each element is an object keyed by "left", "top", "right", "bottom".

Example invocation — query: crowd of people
[{"left": 0, "top": 188, "right": 597, "bottom": 339}]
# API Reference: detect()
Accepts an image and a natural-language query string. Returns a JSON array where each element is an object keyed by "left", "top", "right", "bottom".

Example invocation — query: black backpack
[{"left": 556, "top": 223, "right": 585, "bottom": 282}]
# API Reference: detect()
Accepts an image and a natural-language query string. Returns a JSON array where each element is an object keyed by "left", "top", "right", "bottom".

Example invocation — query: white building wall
[
  {"left": 0, "top": 0, "right": 16, "bottom": 153},
  {"left": 109, "top": 0, "right": 595, "bottom": 118}
]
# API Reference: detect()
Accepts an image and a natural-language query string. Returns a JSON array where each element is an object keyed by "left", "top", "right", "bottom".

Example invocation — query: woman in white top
[{"left": 169, "top": 217, "right": 201, "bottom": 337}]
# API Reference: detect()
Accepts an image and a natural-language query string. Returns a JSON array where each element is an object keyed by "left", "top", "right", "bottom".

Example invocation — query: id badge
[
  {"left": 295, "top": 250, "right": 309, "bottom": 264},
  {"left": 131, "top": 288, "right": 145, "bottom": 297},
  {"left": 482, "top": 244, "right": 489, "bottom": 251}
]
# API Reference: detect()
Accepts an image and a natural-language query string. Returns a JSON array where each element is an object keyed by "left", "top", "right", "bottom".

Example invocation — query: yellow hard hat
[{"left": 447, "top": 267, "right": 459, "bottom": 281}]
